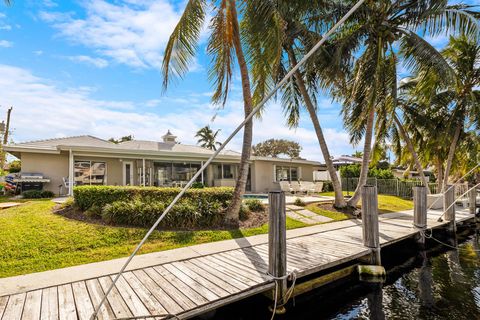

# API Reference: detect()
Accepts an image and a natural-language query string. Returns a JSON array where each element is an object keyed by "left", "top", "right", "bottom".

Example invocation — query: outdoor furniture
[
  {"left": 427, "top": 194, "right": 443, "bottom": 210},
  {"left": 301, "top": 181, "right": 316, "bottom": 195},
  {"left": 291, "top": 181, "right": 303, "bottom": 194},
  {"left": 314, "top": 182, "right": 324, "bottom": 193},
  {"left": 279, "top": 181, "right": 293, "bottom": 194}
]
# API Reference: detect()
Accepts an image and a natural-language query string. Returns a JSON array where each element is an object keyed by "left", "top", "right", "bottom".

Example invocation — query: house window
[
  {"left": 213, "top": 164, "right": 237, "bottom": 179},
  {"left": 74, "top": 161, "right": 106, "bottom": 185},
  {"left": 275, "top": 166, "right": 299, "bottom": 182}
]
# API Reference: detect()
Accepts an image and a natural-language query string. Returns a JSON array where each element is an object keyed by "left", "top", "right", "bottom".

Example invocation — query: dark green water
[{"left": 202, "top": 229, "right": 480, "bottom": 320}]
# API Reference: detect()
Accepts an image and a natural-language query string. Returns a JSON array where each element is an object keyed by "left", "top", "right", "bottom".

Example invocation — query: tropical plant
[
  {"left": 252, "top": 139, "right": 302, "bottom": 158},
  {"left": 195, "top": 125, "right": 221, "bottom": 150},
  {"left": 413, "top": 35, "right": 480, "bottom": 190},
  {"left": 162, "top": 0, "right": 254, "bottom": 223},
  {"left": 242, "top": 0, "right": 348, "bottom": 208},
  {"left": 317, "top": 0, "right": 479, "bottom": 206}
]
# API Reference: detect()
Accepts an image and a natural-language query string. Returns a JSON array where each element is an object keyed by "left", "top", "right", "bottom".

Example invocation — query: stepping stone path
[
  {"left": 0, "top": 202, "right": 21, "bottom": 210},
  {"left": 286, "top": 206, "right": 333, "bottom": 225}
]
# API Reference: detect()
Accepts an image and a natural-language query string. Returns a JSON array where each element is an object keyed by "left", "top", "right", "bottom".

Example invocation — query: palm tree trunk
[
  {"left": 436, "top": 157, "right": 443, "bottom": 193},
  {"left": 347, "top": 107, "right": 375, "bottom": 207},
  {"left": 286, "top": 47, "right": 346, "bottom": 208},
  {"left": 393, "top": 114, "right": 430, "bottom": 194},
  {"left": 225, "top": 0, "right": 253, "bottom": 224},
  {"left": 442, "top": 123, "right": 461, "bottom": 191}
]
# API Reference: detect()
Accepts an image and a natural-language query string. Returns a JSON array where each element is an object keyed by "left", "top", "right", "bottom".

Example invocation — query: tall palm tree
[
  {"left": 317, "top": 0, "right": 479, "bottom": 206},
  {"left": 162, "top": 0, "right": 254, "bottom": 223},
  {"left": 414, "top": 35, "right": 480, "bottom": 190},
  {"left": 195, "top": 125, "right": 221, "bottom": 150},
  {"left": 242, "top": 0, "right": 349, "bottom": 207}
]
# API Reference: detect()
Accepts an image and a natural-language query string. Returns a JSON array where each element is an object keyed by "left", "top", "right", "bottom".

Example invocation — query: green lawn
[
  {"left": 0, "top": 192, "right": 413, "bottom": 278},
  {"left": 0, "top": 200, "right": 306, "bottom": 278},
  {"left": 319, "top": 191, "right": 414, "bottom": 213}
]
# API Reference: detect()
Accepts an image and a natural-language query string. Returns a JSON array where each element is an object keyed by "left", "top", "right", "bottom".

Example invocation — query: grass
[
  {"left": 0, "top": 199, "right": 306, "bottom": 278},
  {"left": 305, "top": 204, "right": 351, "bottom": 221},
  {"left": 319, "top": 191, "right": 413, "bottom": 213}
]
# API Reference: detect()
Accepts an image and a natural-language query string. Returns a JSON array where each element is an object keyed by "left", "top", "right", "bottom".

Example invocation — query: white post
[
  {"left": 68, "top": 149, "right": 74, "bottom": 196},
  {"left": 201, "top": 161, "right": 204, "bottom": 185},
  {"left": 142, "top": 158, "right": 146, "bottom": 187}
]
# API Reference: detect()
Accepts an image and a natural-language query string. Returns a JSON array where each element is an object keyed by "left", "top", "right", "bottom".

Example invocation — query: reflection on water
[{"left": 204, "top": 229, "right": 480, "bottom": 320}]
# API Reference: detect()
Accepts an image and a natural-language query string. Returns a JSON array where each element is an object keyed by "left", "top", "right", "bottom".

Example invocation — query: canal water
[{"left": 201, "top": 229, "right": 480, "bottom": 320}]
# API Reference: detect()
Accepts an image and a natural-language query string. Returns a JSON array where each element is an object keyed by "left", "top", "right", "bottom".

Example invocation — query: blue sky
[{"left": 0, "top": 0, "right": 476, "bottom": 162}]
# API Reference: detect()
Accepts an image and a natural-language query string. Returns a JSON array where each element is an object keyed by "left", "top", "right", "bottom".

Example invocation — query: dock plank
[
  {"left": 98, "top": 276, "right": 132, "bottom": 319},
  {"left": 41, "top": 287, "right": 58, "bottom": 320},
  {"left": 128, "top": 270, "right": 183, "bottom": 315},
  {"left": 0, "top": 296, "right": 8, "bottom": 319},
  {"left": 85, "top": 279, "right": 115, "bottom": 320},
  {"left": 21, "top": 290, "right": 42, "bottom": 320},
  {"left": 2, "top": 293, "right": 26, "bottom": 320},
  {"left": 57, "top": 284, "right": 77, "bottom": 320},
  {"left": 151, "top": 266, "right": 208, "bottom": 306},
  {"left": 71, "top": 282, "right": 94, "bottom": 320}
]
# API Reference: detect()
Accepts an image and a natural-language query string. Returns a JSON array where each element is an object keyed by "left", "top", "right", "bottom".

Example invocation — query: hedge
[{"left": 73, "top": 186, "right": 234, "bottom": 228}]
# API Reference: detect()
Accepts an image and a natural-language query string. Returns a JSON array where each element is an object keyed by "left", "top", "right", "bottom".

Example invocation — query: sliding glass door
[{"left": 154, "top": 162, "right": 202, "bottom": 187}]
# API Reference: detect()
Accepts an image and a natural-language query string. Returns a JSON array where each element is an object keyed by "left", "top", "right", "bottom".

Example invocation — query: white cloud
[
  {"left": 0, "top": 64, "right": 354, "bottom": 162},
  {"left": 33, "top": 50, "right": 43, "bottom": 56},
  {"left": 0, "top": 40, "right": 12, "bottom": 48},
  {"left": 39, "top": 0, "right": 200, "bottom": 70},
  {"left": 67, "top": 55, "right": 109, "bottom": 68}
]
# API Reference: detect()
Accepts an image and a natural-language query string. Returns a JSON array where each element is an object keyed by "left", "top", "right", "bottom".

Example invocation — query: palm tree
[
  {"left": 242, "top": 0, "right": 348, "bottom": 208},
  {"left": 162, "top": 0, "right": 254, "bottom": 223},
  {"left": 413, "top": 35, "right": 480, "bottom": 190},
  {"left": 318, "top": 0, "right": 479, "bottom": 206},
  {"left": 195, "top": 125, "right": 221, "bottom": 150}
]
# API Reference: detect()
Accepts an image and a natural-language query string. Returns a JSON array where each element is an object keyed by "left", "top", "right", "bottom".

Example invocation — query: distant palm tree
[{"left": 195, "top": 126, "right": 221, "bottom": 150}]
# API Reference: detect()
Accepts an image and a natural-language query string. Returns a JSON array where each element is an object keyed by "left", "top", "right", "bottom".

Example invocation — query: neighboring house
[
  {"left": 3, "top": 132, "right": 322, "bottom": 195},
  {"left": 392, "top": 168, "right": 432, "bottom": 182}
]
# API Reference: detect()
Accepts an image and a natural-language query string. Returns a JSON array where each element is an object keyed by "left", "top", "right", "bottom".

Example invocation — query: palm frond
[{"left": 162, "top": 0, "right": 207, "bottom": 90}]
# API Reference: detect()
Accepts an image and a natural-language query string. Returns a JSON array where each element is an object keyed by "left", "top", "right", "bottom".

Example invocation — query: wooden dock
[{"left": 0, "top": 207, "right": 474, "bottom": 320}]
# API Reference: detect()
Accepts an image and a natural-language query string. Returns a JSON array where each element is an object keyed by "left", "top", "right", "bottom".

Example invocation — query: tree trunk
[
  {"left": 286, "top": 47, "right": 346, "bottom": 208},
  {"left": 225, "top": 0, "right": 254, "bottom": 224},
  {"left": 436, "top": 157, "right": 443, "bottom": 193},
  {"left": 393, "top": 114, "right": 430, "bottom": 194},
  {"left": 347, "top": 107, "right": 375, "bottom": 207},
  {"left": 442, "top": 123, "right": 462, "bottom": 191}
]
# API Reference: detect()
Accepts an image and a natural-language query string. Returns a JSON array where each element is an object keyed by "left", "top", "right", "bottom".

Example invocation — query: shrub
[
  {"left": 74, "top": 186, "right": 233, "bottom": 211},
  {"left": 239, "top": 204, "right": 251, "bottom": 221},
  {"left": 8, "top": 160, "right": 21, "bottom": 173},
  {"left": 22, "top": 190, "right": 43, "bottom": 198},
  {"left": 191, "top": 182, "right": 205, "bottom": 189},
  {"left": 321, "top": 181, "right": 333, "bottom": 192},
  {"left": 22, "top": 190, "right": 55, "bottom": 199},
  {"left": 293, "top": 198, "right": 306, "bottom": 207},
  {"left": 41, "top": 190, "right": 55, "bottom": 198},
  {"left": 244, "top": 199, "right": 265, "bottom": 212},
  {"left": 75, "top": 186, "right": 233, "bottom": 229}
]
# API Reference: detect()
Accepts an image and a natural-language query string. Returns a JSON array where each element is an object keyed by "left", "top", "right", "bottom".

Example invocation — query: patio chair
[
  {"left": 279, "top": 181, "right": 293, "bottom": 194},
  {"left": 314, "top": 182, "right": 324, "bottom": 193},
  {"left": 291, "top": 181, "right": 303, "bottom": 194},
  {"left": 301, "top": 181, "right": 316, "bottom": 195}
]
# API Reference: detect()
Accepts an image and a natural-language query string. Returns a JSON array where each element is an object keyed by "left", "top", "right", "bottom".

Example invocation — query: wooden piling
[
  {"left": 268, "top": 191, "right": 287, "bottom": 311},
  {"left": 444, "top": 185, "right": 456, "bottom": 232},
  {"left": 413, "top": 186, "right": 427, "bottom": 245},
  {"left": 361, "top": 185, "right": 381, "bottom": 265},
  {"left": 469, "top": 185, "right": 477, "bottom": 217}
]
